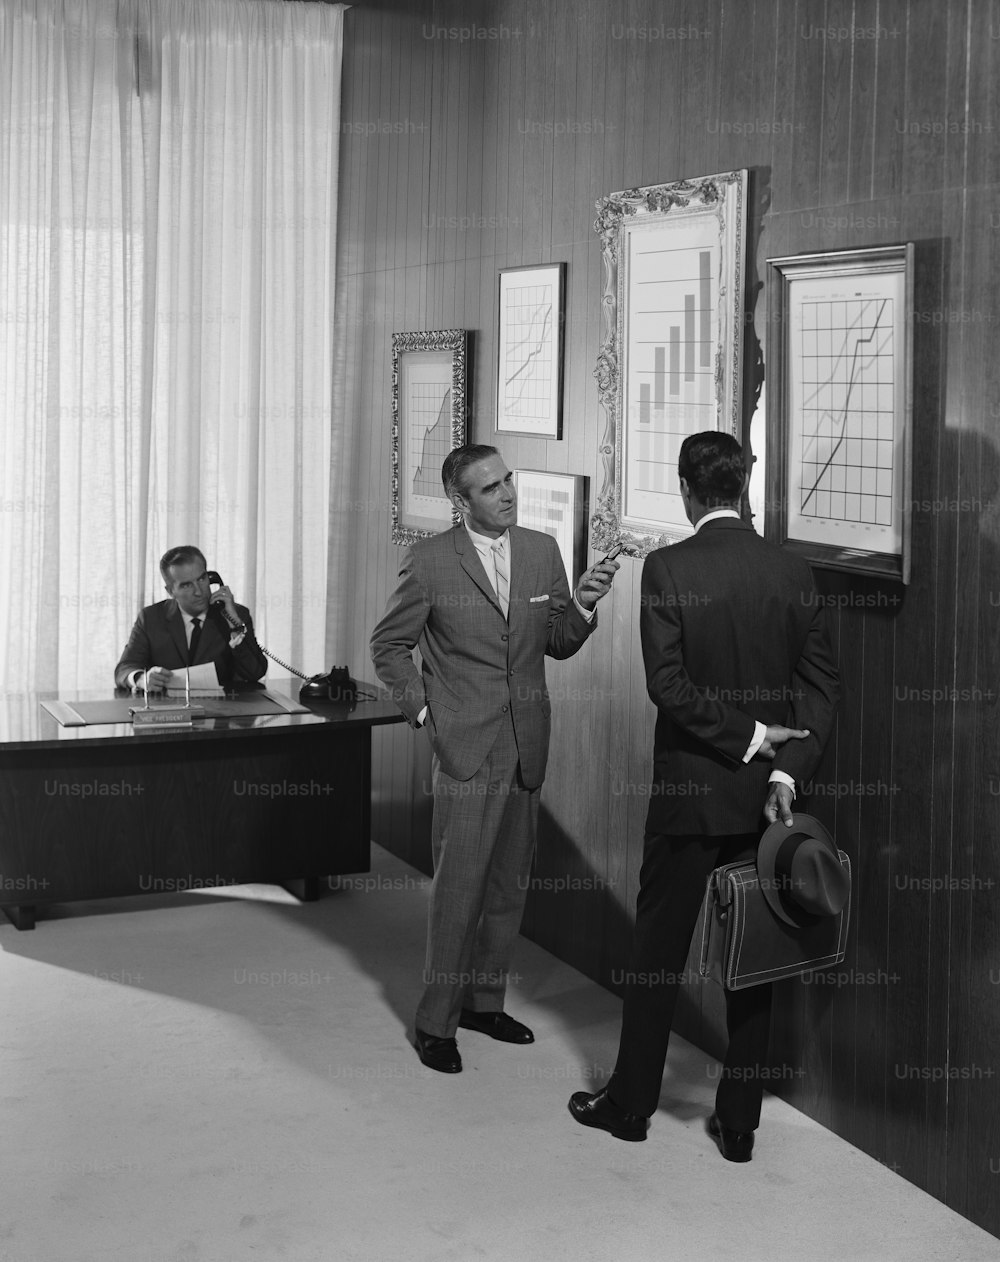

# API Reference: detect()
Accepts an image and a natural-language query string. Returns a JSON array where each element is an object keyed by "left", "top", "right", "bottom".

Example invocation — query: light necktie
[
  {"left": 188, "top": 616, "right": 202, "bottom": 664},
  {"left": 491, "top": 540, "right": 509, "bottom": 618}
]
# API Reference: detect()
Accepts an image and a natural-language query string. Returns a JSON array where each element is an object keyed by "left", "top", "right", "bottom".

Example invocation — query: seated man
[{"left": 115, "top": 545, "right": 267, "bottom": 691}]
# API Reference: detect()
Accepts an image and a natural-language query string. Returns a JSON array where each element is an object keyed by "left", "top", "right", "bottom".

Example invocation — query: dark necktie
[{"left": 189, "top": 616, "right": 202, "bottom": 664}]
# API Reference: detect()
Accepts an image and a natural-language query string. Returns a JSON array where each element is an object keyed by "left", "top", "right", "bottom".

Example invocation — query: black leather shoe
[
  {"left": 708, "top": 1112, "right": 754, "bottom": 1162},
  {"left": 413, "top": 1029, "right": 462, "bottom": 1073},
  {"left": 567, "top": 1088, "right": 648, "bottom": 1142},
  {"left": 458, "top": 1009, "right": 534, "bottom": 1044}
]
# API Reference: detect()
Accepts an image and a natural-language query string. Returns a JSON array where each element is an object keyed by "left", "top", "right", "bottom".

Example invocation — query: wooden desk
[{"left": 0, "top": 680, "right": 404, "bottom": 929}]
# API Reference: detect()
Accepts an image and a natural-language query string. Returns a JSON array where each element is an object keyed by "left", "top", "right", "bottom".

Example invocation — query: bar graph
[
  {"left": 624, "top": 215, "right": 721, "bottom": 529},
  {"left": 636, "top": 250, "right": 713, "bottom": 425}
]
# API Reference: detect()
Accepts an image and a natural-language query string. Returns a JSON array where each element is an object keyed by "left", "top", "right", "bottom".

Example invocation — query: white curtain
[{"left": 0, "top": 0, "right": 344, "bottom": 692}]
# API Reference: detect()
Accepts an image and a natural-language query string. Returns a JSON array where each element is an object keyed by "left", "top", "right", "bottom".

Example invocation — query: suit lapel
[
  {"left": 453, "top": 526, "right": 505, "bottom": 618},
  {"left": 165, "top": 601, "right": 189, "bottom": 663},
  {"left": 166, "top": 600, "right": 226, "bottom": 666}
]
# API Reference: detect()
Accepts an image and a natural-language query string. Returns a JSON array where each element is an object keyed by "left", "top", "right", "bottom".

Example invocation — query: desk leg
[
  {"left": 279, "top": 877, "right": 320, "bottom": 903},
  {"left": 2, "top": 905, "right": 36, "bottom": 931}
]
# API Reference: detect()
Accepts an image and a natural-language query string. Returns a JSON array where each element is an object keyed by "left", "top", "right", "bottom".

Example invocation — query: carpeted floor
[{"left": 0, "top": 844, "right": 994, "bottom": 1262}]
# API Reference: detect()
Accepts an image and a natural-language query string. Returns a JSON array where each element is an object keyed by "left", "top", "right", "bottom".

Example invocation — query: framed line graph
[
  {"left": 391, "top": 329, "right": 468, "bottom": 546},
  {"left": 591, "top": 171, "right": 748, "bottom": 556},
  {"left": 766, "top": 246, "right": 914, "bottom": 583},
  {"left": 495, "top": 263, "right": 565, "bottom": 438}
]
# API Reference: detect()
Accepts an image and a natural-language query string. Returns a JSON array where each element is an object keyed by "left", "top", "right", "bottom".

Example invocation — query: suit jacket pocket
[{"left": 424, "top": 693, "right": 458, "bottom": 745}]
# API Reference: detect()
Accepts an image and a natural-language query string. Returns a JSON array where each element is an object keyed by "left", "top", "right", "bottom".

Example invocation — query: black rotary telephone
[{"left": 207, "top": 572, "right": 358, "bottom": 704}]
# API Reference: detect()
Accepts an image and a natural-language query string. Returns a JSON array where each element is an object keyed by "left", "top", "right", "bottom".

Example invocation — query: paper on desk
[{"left": 164, "top": 663, "right": 224, "bottom": 696}]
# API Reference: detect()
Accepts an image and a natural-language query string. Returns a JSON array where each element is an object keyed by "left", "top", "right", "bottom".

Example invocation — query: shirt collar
[
  {"left": 464, "top": 523, "right": 509, "bottom": 552},
  {"left": 694, "top": 508, "right": 740, "bottom": 534}
]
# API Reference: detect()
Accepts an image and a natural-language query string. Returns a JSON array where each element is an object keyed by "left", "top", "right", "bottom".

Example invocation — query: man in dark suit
[
  {"left": 569, "top": 431, "right": 839, "bottom": 1158},
  {"left": 370, "top": 444, "right": 618, "bottom": 1073},
  {"left": 115, "top": 545, "right": 267, "bottom": 691}
]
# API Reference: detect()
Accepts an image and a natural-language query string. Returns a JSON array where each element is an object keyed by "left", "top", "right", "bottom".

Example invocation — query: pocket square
[{"left": 529, "top": 594, "right": 550, "bottom": 603}]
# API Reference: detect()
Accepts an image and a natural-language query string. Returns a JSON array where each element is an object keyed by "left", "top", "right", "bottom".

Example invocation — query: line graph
[
  {"left": 797, "top": 297, "right": 895, "bottom": 527},
  {"left": 497, "top": 265, "right": 563, "bottom": 437},
  {"left": 773, "top": 243, "right": 911, "bottom": 582},
  {"left": 501, "top": 283, "right": 553, "bottom": 422},
  {"left": 411, "top": 386, "right": 453, "bottom": 499}
]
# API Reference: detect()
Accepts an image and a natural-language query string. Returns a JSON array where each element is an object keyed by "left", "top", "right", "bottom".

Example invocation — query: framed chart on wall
[
  {"left": 513, "top": 469, "right": 587, "bottom": 583},
  {"left": 591, "top": 170, "right": 748, "bottom": 556},
  {"left": 495, "top": 263, "right": 565, "bottom": 439},
  {"left": 766, "top": 245, "right": 914, "bottom": 583},
  {"left": 391, "top": 329, "right": 468, "bottom": 546}
]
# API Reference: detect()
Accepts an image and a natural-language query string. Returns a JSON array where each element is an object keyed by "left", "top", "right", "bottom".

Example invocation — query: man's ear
[{"left": 449, "top": 490, "right": 468, "bottom": 514}]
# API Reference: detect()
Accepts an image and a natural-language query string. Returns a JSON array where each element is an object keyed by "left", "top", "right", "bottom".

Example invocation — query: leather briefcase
[{"left": 699, "top": 853, "right": 851, "bottom": 991}]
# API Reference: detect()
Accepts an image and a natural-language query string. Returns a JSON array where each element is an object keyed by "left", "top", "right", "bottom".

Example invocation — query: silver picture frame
[{"left": 391, "top": 329, "right": 468, "bottom": 546}]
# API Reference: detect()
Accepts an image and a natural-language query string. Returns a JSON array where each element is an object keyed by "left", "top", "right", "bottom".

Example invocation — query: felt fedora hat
[{"left": 756, "top": 814, "right": 850, "bottom": 928}]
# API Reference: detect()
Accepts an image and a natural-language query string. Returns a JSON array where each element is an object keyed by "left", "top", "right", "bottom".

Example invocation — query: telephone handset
[
  {"left": 206, "top": 571, "right": 357, "bottom": 704},
  {"left": 206, "top": 571, "right": 241, "bottom": 630}
]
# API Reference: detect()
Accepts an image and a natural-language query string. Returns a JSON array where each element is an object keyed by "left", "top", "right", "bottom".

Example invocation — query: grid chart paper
[
  {"left": 798, "top": 297, "right": 894, "bottom": 528},
  {"left": 410, "top": 385, "right": 453, "bottom": 501},
  {"left": 502, "top": 282, "right": 554, "bottom": 423},
  {"left": 516, "top": 480, "right": 574, "bottom": 580},
  {"left": 625, "top": 227, "right": 719, "bottom": 528}
]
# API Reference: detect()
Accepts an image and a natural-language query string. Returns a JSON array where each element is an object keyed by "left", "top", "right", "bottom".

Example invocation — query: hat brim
[{"left": 757, "top": 813, "right": 843, "bottom": 927}]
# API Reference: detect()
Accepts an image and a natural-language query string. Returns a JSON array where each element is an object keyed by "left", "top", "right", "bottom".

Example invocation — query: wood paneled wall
[{"left": 335, "top": 0, "right": 1000, "bottom": 1236}]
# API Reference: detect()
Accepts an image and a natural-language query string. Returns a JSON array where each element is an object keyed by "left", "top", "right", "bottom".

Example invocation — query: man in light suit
[
  {"left": 569, "top": 431, "right": 839, "bottom": 1157},
  {"left": 115, "top": 545, "right": 267, "bottom": 691},
  {"left": 370, "top": 445, "right": 618, "bottom": 1073}
]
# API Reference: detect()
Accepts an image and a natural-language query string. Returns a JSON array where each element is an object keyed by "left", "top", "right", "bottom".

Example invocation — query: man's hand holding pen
[{"left": 574, "top": 545, "right": 622, "bottom": 610}]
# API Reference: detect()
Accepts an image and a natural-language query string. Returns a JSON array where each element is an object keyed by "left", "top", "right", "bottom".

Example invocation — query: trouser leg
[
  {"left": 609, "top": 831, "right": 762, "bottom": 1120},
  {"left": 465, "top": 764, "right": 539, "bottom": 1014},
  {"left": 415, "top": 715, "right": 530, "bottom": 1037},
  {"left": 608, "top": 831, "right": 720, "bottom": 1116},
  {"left": 716, "top": 981, "right": 774, "bottom": 1131}
]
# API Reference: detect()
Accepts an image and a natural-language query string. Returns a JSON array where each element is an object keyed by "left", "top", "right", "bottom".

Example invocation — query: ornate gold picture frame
[{"left": 591, "top": 171, "right": 748, "bottom": 556}]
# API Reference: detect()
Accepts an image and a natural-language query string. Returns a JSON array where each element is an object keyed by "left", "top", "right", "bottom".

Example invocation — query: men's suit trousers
[
  {"left": 416, "top": 711, "right": 539, "bottom": 1038},
  {"left": 609, "top": 830, "right": 773, "bottom": 1132}
]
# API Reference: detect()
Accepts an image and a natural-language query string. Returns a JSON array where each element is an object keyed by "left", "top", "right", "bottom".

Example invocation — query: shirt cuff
[
  {"left": 416, "top": 705, "right": 428, "bottom": 727},
  {"left": 743, "top": 720, "right": 766, "bottom": 763},
  {"left": 768, "top": 770, "right": 797, "bottom": 797},
  {"left": 573, "top": 595, "right": 595, "bottom": 622}
]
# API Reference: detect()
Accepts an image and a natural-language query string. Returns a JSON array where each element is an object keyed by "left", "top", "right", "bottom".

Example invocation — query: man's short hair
[
  {"left": 441, "top": 444, "right": 499, "bottom": 500},
  {"left": 678, "top": 431, "right": 746, "bottom": 507},
  {"left": 160, "top": 545, "right": 207, "bottom": 586}
]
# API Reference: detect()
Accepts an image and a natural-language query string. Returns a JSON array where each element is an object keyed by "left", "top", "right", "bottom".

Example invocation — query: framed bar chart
[
  {"left": 513, "top": 469, "right": 587, "bottom": 583},
  {"left": 592, "top": 171, "right": 747, "bottom": 556}
]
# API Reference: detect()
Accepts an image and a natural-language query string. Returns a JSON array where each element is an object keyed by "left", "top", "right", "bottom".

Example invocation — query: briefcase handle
[{"left": 708, "top": 863, "right": 738, "bottom": 909}]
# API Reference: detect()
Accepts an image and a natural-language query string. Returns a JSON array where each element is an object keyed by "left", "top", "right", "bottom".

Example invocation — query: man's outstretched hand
[{"left": 756, "top": 724, "right": 809, "bottom": 761}]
